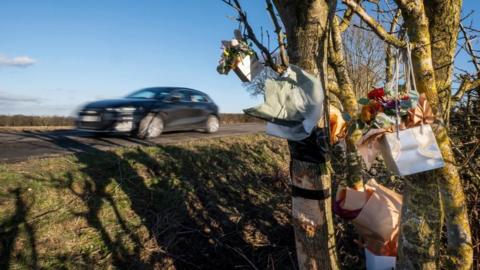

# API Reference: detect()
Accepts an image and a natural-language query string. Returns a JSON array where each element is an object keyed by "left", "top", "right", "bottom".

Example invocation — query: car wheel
[
  {"left": 205, "top": 115, "right": 219, "bottom": 133},
  {"left": 137, "top": 113, "right": 163, "bottom": 139}
]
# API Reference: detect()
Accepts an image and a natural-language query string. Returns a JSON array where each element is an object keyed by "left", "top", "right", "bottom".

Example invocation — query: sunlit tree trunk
[
  {"left": 424, "top": 1, "right": 473, "bottom": 268},
  {"left": 273, "top": 1, "right": 340, "bottom": 269},
  {"left": 340, "top": 0, "right": 473, "bottom": 268},
  {"left": 394, "top": 0, "right": 472, "bottom": 268},
  {"left": 328, "top": 16, "right": 363, "bottom": 189}
]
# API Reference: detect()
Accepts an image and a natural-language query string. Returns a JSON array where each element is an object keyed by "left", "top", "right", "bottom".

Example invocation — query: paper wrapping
[
  {"left": 335, "top": 179, "right": 402, "bottom": 256},
  {"left": 234, "top": 55, "right": 263, "bottom": 82},
  {"left": 329, "top": 105, "right": 347, "bottom": 145},
  {"left": 249, "top": 65, "right": 324, "bottom": 141}
]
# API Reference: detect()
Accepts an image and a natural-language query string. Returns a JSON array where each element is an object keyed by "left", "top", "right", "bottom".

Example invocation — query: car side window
[
  {"left": 190, "top": 94, "right": 209, "bottom": 103},
  {"left": 171, "top": 91, "right": 189, "bottom": 102}
]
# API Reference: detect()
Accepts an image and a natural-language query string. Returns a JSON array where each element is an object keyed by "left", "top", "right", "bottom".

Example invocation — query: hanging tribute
[
  {"left": 355, "top": 46, "right": 445, "bottom": 176},
  {"left": 216, "top": 30, "right": 325, "bottom": 141}
]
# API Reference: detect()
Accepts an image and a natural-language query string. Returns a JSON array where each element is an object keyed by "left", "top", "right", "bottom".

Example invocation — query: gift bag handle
[
  {"left": 405, "top": 43, "right": 425, "bottom": 135},
  {"left": 392, "top": 41, "right": 421, "bottom": 139},
  {"left": 394, "top": 52, "right": 400, "bottom": 140}
]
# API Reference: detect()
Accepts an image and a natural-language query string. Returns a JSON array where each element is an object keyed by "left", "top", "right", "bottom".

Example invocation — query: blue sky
[{"left": 0, "top": 1, "right": 478, "bottom": 116}]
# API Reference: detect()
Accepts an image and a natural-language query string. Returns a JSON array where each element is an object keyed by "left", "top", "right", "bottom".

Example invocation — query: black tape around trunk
[
  {"left": 291, "top": 185, "right": 331, "bottom": 200},
  {"left": 288, "top": 127, "right": 330, "bottom": 164}
]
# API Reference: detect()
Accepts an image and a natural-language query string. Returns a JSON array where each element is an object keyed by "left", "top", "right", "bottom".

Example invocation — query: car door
[
  {"left": 163, "top": 89, "right": 196, "bottom": 130},
  {"left": 187, "top": 92, "right": 211, "bottom": 126}
]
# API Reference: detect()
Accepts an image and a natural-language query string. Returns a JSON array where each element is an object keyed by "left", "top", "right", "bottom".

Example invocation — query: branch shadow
[{"left": 0, "top": 188, "right": 38, "bottom": 269}]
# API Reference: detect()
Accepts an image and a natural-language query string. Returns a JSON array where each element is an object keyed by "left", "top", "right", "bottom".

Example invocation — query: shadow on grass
[
  {"left": 4, "top": 132, "right": 295, "bottom": 269},
  {"left": 0, "top": 188, "right": 38, "bottom": 269}
]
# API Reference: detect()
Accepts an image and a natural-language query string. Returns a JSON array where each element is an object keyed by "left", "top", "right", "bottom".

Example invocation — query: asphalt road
[{"left": 0, "top": 123, "right": 265, "bottom": 163}]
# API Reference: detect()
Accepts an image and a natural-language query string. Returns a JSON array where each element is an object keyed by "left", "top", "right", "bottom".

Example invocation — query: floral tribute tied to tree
[
  {"left": 334, "top": 47, "right": 446, "bottom": 268},
  {"left": 217, "top": 0, "right": 475, "bottom": 269},
  {"left": 355, "top": 47, "right": 445, "bottom": 176}
]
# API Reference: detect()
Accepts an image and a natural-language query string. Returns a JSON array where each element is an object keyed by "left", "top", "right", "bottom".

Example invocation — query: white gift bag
[
  {"left": 365, "top": 248, "right": 396, "bottom": 270},
  {"left": 380, "top": 125, "right": 445, "bottom": 176},
  {"left": 234, "top": 55, "right": 263, "bottom": 82}
]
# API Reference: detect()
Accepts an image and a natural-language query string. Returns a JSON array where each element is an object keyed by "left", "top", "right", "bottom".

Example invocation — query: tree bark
[
  {"left": 328, "top": 17, "right": 363, "bottom": 189},
  {"left": 393, "top": 1, "right": 444, "bottom": 269},
  {"left": 290, "top": 161, "right": 339, "bottom": 269},
  {"left": 340, "top": 0, "right": 473, "bottom": 268},
  {"left": 424, "top": 1, "right": 473, "bottom": 269},
  {"left": 273, "top": 1, "right": 340, "bottom": 269},
  {"left": 397, "top": 172, "right": 442, "bottom": 270}
]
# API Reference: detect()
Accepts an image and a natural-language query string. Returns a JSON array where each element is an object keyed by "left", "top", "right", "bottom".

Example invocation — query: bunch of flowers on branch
[
  {"left": 354, "top": 84, "right": 443, "bottom": 175},
  {"left": 357, "top": 86, "right": 419, "bottom": 130},
  {"left": 216, "top": 38, "right": 256, "bottom": 75}
]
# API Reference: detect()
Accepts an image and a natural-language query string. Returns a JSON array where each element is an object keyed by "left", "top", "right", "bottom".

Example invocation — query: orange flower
[
  {"left": 360, "top": 101, "right": 383, "bottom": 123},
  {"left": 361, "top": 105, "right": 373, "bottom": 123},
  {"left": 329, "top": 105, "right": 346, "bottom": 144}
]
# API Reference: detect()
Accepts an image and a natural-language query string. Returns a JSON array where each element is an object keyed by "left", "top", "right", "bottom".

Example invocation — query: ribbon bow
[{"left": 406, "top": 94, "right": 434, "bottom": 128}]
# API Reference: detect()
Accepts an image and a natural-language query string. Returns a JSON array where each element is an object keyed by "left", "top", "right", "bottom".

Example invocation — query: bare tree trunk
[
  {"left": 394, "top": 1, "right": 443, "bottom": 269},
  {"left": 273, "top": 1, "right": 340, "bottom": 269},
  {"left": 328, "top": 17, "right": 363, "bottom": 188},
  {"left": 424, "top": 1, "right": 473, "bottom": 268},
  {"left": 290, "top": 161, "right": 339, "bottom": 269}
]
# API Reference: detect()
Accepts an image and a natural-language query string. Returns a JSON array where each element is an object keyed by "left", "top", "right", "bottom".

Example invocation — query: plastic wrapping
[{"left": 244, "top": 65, "right": 324, "bottom": 141}]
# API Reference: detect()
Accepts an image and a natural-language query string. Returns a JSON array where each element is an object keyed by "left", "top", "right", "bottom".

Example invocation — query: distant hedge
[
  {"left": 0, "top": 115, "right": 75, "bottom": 127},
  {"left": 0, "top": 114, "right": 262, "bottom": 127}
]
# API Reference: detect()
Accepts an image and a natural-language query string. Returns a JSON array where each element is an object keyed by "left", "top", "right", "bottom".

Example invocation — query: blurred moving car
[{"left": 76, "top": 87, "right": 220, "bottom": 139}]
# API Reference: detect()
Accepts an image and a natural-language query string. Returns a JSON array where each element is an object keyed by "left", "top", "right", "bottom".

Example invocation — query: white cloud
[
  {"left": 0, "top": 92, "right": 41, "bottom": 104},
  {"left": 0, "top": 55, "right": 36, "bottom": 67}
]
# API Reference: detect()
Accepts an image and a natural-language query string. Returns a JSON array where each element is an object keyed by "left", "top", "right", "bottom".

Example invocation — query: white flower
[{"left": 230, "top": 39, "right": 239, "bottom": 47}]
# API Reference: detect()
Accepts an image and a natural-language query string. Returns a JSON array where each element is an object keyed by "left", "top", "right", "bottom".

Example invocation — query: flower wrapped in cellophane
[{"left": 216, "top": 35, "right": 262, "bottom": 82}]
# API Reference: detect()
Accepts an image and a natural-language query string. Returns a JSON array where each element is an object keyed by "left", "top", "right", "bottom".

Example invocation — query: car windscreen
[{"left": 126, "top": 89, "right": 170, "bottom": 99}]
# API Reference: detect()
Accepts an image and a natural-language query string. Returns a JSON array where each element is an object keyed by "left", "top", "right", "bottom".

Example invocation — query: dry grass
[{"left": 0, "top": 135, "right": 293, "bottom": 269}]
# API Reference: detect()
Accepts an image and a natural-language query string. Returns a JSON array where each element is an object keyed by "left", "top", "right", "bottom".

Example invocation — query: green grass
[{"left": 0, "top": 135, "right": 293, "bottom": 270}]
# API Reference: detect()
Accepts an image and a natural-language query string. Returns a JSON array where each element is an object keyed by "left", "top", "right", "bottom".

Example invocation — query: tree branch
[
  {"left": 222, "top": 0, "right": 283, "bottom": 73},
  {"left": 459, "top": 23, "right": 480, "bottom": 73},
  {"left": 385, "top": 9, "right": 402, "bottom": 82},
  {"left": 338, "top": 3, "right": 356, "bottom": 33},
  {"left": 452, "top": 76, "right": 480, "bottom": 103},
  {"left": 265, "top": 0, "right": 289, "bottom": 69},
  {"left": 342, "top": 0, "right": 407, "bottom": 48}
]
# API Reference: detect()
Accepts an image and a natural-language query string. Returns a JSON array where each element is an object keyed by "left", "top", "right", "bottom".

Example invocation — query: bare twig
[
  {"left": 266, "top": 0, "right": 289, "bottom": 68},
  {"left": 460, "top": 23, "right": 480, "bottom": 73},
  {"left": 224, "top": 243, "right": 260, "bottom": 270},
  {"left": 458, "top": 140, "right": 480, "bottom": 168}
]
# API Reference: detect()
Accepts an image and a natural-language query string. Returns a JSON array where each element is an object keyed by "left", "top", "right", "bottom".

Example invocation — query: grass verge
[
  {"left": 0, "top": 134, "right": 293, "bottom": 269},
  {"left": 0, "top": 132, "right": 478, "bottom": 269}
]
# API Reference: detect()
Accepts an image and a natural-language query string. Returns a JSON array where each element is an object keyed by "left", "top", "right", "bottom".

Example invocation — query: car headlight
[{"left": 106, "top": 107, "right": 137, "bottom": 113}]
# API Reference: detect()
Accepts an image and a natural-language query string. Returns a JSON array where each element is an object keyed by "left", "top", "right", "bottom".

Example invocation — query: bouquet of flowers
[
  {"left": 355, "top": 86, "right": 444, "bottom": 175},
  {"left": 216, "top": 38, "right": 256, "bottom": 75},
  {"left": 357, "top": 86, "right": 419, "bottom": 130}
]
